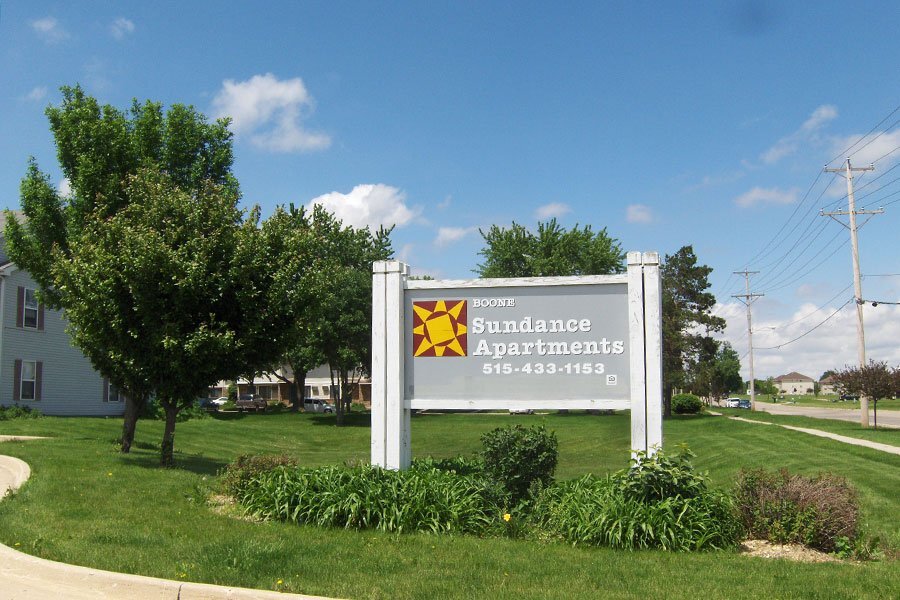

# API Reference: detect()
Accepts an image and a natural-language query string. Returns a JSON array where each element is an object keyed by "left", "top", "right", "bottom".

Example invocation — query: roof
[
  {"left": 820, "top": 375, "right": 836, "bottom": 384},
  {"left": 774, "top": 371, "right": 815, "bottom": 382}
]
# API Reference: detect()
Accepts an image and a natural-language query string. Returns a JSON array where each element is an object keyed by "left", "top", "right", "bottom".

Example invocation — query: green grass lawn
[
  {"left": 712, "top": 406, "right": 900, "bottom": 444},
  {"left": 0, "top": 411, "right": 898, "bottom": 599},
  {"left": 747, "top": 394, "right": 900, "bottom": 411}
]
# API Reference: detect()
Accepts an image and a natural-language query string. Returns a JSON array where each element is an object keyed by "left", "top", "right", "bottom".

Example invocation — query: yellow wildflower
[{"left": 503, "top": 513, "right": 511, "bottom": 522}]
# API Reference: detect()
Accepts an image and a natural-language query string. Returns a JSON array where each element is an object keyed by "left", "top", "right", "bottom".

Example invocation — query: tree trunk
[
  {"left": 663, "top": 385, "right": 673, "bottom": 418},
  {"left": 120, "top": 394, "right": 141, "bottom": 453},
  {"left": 291, "top": 370, "right": 307, "bottom": 412},
  {"left": 332, "top": 369, "right": 344, "bottom": 426},
  {"left": 160, "top": 399, "right": 178, "bottom": 467}
]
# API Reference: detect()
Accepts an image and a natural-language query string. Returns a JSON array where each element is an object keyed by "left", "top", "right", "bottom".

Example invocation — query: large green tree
[
  {"left": 689, "top": 341, "right": 742, "bottom": 401},
  {"left": 661, "top": 246, "right": 725, "bottom": 416},
  {"left": 475, "top": 218, "right": 624, "bottom": 277},
  {"left": 6, "top": 85, "right": 241, "bottom": 452},
  {"left": 52, "top": 169, "right": 291, "bottom": 465},
  {"left": 261, "top": 204, "right": 392, "bottom": 423}
]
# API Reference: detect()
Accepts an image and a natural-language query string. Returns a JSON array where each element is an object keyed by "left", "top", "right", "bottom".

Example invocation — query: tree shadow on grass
[
  {"left": 307, "top": 412, "right": 371, "bottom": 428},
  {"left": 119, "top": 451, "right": 229, "bottom": 476}
]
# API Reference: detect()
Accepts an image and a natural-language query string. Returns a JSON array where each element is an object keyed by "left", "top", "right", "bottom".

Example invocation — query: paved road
[{"left": 751, "top": 402, "right": 900, "bottom": 429}]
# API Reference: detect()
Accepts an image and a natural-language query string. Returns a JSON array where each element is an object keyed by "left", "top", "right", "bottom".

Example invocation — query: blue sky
[{"left": 2, "top": 1, "right": 899, "bottom": 380}]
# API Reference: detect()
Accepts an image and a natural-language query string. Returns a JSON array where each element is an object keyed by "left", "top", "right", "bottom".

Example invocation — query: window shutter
[
  {"left": 16, "top": 287, "right": 24, "bottom": 328},
  {"left": 13, "top": 359, "right": 21, "bottom": 402},
  {"left": 37, "top": 303, "right": 45, "bottom": 331},
  {"left": 103, "top": 378, "right": 109, "bottom": 402},
  {"left": 35, "top": 362, "right": 42, "bottom": 401}
]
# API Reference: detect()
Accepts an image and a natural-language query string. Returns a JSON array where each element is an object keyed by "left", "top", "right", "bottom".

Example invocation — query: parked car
[
  {"left": 200, "top": 396, "right": 228, "bottom": 411},
  {"left": 303, "top": 398, "right": 334, "bottom": 413},
  {"left": 236, "top": 394, "right": 267, "bottom": 412},
  {"left": 508, "top": 408, "right": 534, "bottom": 415},
  {"left": 737, "top": 399, "right": 751, "bottom": 409},
  {"left": 724, "top": 397, "right": 741, "bottom": 408},
  {"left": 840, "top": 394, "right": 859, "bottom": 401}
]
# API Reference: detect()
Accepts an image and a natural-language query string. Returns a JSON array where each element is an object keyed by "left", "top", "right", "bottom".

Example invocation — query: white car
[{"left": 724, "top": 398, "right": 741, "bottom": 408}]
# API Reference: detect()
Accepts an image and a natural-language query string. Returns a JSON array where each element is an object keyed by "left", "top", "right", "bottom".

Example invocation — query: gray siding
[{"left": 0, "top": 268, "right": 124, "bottom": 416}]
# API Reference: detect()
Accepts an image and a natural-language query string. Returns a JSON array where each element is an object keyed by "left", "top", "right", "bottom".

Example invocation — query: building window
[
  {"left": 304, "top": 385, "right": 312, "bottom": 397},
  {"left": 20, "top": 360, "right": 37, "bottom": 400},
  {"left": 322, "top": 385, "right": 330, "bottom": 396},
  {"left": 24, "top": 288, "right": 39, "bottom": 329},
  {"left": 108, "top": 381, "right": 125, "bottom": 403}
]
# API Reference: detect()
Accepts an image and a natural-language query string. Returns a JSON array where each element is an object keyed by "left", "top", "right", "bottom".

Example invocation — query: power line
[
  {"left": 767, "top": 283, "right": 854, "bottom": 329},
  {"left": 826, "top": 102, "right": 900, "bottom": 167},
  {"left": 754, "top": 298, "right": 853, "bottom": 350}
]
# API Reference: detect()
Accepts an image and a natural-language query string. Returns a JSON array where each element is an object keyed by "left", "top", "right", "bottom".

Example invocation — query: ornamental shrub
[
  {"left": 235, "top": 464, "right": 501, "bottom": 535},
  {"left": 532, "top": 447, "right": 742, "bottom": 551},
  {"left": 220, "top": 454, "right": 299, "bottom": 497},
  {"left": 734, "top": 468, "right": 859, "bottom": 552},
  {"left": 0, "top": 405, "right": 43, "bottom": 420},
  {"left": 672, "top": 393, "right": 703, "bottom": 414},
  {"left": 480, "top": 424, "right": 558, "bottom": 504}
]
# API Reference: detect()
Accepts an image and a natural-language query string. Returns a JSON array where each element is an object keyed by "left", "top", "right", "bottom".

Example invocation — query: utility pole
[
  {"left": 822, "top": 159, "right": 881, "bottom": 427},
  {"left": 733, "top": 271, "right": 763, "bottom": 410}
]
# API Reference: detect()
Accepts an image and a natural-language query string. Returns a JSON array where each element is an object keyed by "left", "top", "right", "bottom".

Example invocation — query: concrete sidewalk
[
  {"left": 0, "top": 452, "right": 333, "bottom": 600},
  {"left": 713, "top": 414, "right": 900, "bottom": 456}
]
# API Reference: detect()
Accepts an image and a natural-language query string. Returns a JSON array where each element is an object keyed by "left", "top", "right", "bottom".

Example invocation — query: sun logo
[{"left": 412, "top": 300, "right": 467, "bottom": 357}]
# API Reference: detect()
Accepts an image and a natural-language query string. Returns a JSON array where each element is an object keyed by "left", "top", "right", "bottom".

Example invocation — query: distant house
[
  {"left": 773, "top": 371, "right": 816, "bottom": 395},
  {"left": 221, "top": 364, "right": 371, "bottom": 407},
  {"left": 0, "top": 212, "right": 123, "bottom": 416},
  {"left": 819, "top": 375, "right": 837, "bottom": 396}
]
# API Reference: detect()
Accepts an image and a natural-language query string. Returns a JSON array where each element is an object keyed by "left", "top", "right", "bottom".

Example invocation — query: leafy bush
[
  {"left": 220, "top": 454, "right": 300, "bottom": 497},
  {"left": 613, "top": 447, "right": 709, "bottom": 502},
  {"left": 234, "top": 464, "right": 501, "bottom": 534},
  {"left": 533, "top": 448, "right": 742, "bottom": 551},
  {"left": 672, "top": 393, "right": 703, "bottom": 414},
  {"left": 412, "top": 455, "right": 484, "bottom": 477},
  {"left": 480, "top": 424, "right": 558, "bottom": 504},
  {"left": 734, "top": 468, "right": 859, "bottom": 552},
  {"left": 0, "top": 405, "right": 43, "bottom": 420}
]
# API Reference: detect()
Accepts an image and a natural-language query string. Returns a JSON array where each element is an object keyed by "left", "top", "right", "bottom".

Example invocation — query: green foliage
[
  {"left": 234, "top": 464, "right": 501, "bottom": 535},
  {"left": 220, "top": 454, "right": 300, "bottom": 497},
  {"left": 0, "top": 405, "right": 43, "bottom": 420},
  {"left": 672, "top": 393, "right": 703, "bottom": 414},
  {"left": 734, "top": 468, "right": 860, "bottom": 552},
  {"left": 260, "top": 204, "right": 393, "bottom": 421},
  {"left": 480, "top": 424, "right": 558, "bottom": 504},
  {"left": 412, "top": 455, "right": 485, "bottom": 477},
  {"left": 533, "top": 448, "right": 742, "bottom": 551},
  {"left": 475, "top": 218, "right": 624, "bottom": 277},
  {"left": 661, "top": 246, "right": 725, "bottom": 411}
]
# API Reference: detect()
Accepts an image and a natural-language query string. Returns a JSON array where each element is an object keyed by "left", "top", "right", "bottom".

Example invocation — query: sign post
[{"left": 371, "top": 252, "right": 662, "bottom": 470}]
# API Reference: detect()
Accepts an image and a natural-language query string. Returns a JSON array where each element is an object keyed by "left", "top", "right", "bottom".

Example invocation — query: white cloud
[
  {"left": 31, "top": 16, "right": 69, "bottom": 43},
  {"left": 307, "top": 184, "right": 418, "bottom": 229},
  {"left": 437, "top": 195, "right": 452, "bottom": 210},
  {"left": 25, "top": 87, "right": 47, "bottom": 102},
  {"left": 828, "top": 130, "right": 900, "bottom": 168},
  {"left": 717, "top": 299, "right": 900, "bottom": 382},
  {"left": 212, "top": 73, "right": 330, "bottom": 153},
  {"left": 760, "top": 105, "right": 838, "bottom": 165},
  {"left": 110, "top": 17, "right": 135, "bottom": 40},
  {"left": 434, "top": 226, "right": 476, "bottom": 247},
  {"left": 57, "top": 178, "right": 72, "bottom": 197},
  {"left": 626, "top": 204, "right": 653, "bottom": 224},
  {"left": 735, "top": 186, "right": 799, "bottom": 208},
  {"left": 534, "top": 203, "right": 571, "bottom": 220}
]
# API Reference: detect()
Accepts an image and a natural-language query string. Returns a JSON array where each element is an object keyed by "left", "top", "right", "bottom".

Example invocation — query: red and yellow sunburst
[{"left": 412, "top": 300, "right": 467, "bottom": 357}]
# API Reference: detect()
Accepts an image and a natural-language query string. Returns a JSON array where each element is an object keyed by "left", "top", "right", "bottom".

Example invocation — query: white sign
[{"left": 371, "top": 252, "right": 663, "bottom": 469}]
